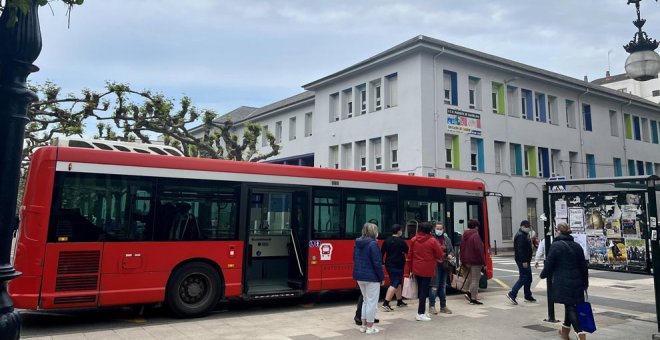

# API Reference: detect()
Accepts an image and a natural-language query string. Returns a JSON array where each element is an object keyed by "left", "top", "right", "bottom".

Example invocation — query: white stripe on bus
[{"left": 56, "top": 161, "right": 398, "bottom": 191}]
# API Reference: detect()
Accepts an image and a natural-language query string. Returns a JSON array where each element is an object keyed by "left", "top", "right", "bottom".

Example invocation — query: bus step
[{"left": 248, "top": 290, "right": 304, "bottom": 300}]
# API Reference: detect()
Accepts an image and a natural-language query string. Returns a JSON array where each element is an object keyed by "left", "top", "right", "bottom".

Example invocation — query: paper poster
[
  {"left": 605, "top": 218, "right": 621, "bottom": 238},
  {"left": 572, "top": 233, "right": 589, "bottom": 260},
  {"left": 621, "top": 205, "right": 640, "bottom": 238},
  {"left": 607, "top": 238, "right": 627, "bottom": 265},
  {"left": 588, "top": 236, "right": 608, "bottom": 265},
  {"left": 625, "top": 239, "right": 646, "bottom": 267},
  {"left": 555, "top": 200, "right": 568, "bottom": 219},
  {"left": 650, "top": 217, "right": 657, "bottom": 229},
  {"left": 569, "top": 208, "right": 585, "bottom": 233},
  {"left": 585, "top": 208, "right": 604, "bottom": 236}
]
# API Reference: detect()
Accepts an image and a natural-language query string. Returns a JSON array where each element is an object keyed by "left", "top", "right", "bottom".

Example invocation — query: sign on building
[{"left": 447, "top": 108, "right": 481, "bottom": 135}]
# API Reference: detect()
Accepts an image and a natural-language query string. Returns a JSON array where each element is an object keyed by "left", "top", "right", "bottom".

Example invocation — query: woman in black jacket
[{"left": 540, "top": 223, "right": 589, "bottom": 340}]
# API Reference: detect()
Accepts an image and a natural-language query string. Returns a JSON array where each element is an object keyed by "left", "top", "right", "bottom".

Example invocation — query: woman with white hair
[{"left": 353, "top": 222, "right": 384, "bottom": 334}]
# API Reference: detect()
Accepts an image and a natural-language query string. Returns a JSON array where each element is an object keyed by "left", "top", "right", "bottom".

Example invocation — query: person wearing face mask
[
  {"left": 408, "top": 222, "right": 444, "bottom": 321},
  {"left": 506, "top": 220, "right": 536, "bottom": 305},
  {"left": 428, "top": 223, "right": 454, "bottom": 314}
]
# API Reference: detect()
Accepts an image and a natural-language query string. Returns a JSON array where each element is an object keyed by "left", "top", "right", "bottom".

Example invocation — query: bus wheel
[{"left": 167, "top": 262, "right": 221, "bottom": 318}]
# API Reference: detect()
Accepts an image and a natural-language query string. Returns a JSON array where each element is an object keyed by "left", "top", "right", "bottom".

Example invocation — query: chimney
[
  {"left": 584, "top": 75, "right": 589, "bottom": 82},
  {"left": 606, "top": 71, "right": 611, "bottom": 79}
]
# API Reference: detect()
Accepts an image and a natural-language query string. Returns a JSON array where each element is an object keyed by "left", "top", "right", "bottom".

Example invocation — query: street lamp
[{"left": 624, "top": 0, "right": 660, "bottom": 81}]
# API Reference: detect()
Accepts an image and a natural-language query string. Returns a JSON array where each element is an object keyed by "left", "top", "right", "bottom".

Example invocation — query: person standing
[
  {"left": 408, "top": 222, "right": 444, "bottom": 321},
  {"left": 540, "top": 223, "right": 589, "bottom": 340},
  {"left": 353, "top": 223, "right": 384, "bottom": 334},
  {"left": 506, "top": 220, "right": 536, "bottom": 304},
  {"left": 459, "top": 219, "right": 485, "bottom": 305},
  {"left": 428, "top": 223, "right": 454, "bottom": 314},
  {"left": 381, "top": 224, "right": 409, "bottom": 312}
]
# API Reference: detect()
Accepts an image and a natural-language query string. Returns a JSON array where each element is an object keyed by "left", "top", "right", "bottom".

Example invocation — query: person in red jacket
[
  {"left": 408, "top": 222, "right": 444, "bottom": 321},
  {"left": 460, "top": 219, "right": 486, "bottom": 305}
]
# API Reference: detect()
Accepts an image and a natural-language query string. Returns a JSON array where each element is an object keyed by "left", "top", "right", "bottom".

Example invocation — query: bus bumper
[{"left": 8, "top": 275, "right": 40, "bottom": 309}]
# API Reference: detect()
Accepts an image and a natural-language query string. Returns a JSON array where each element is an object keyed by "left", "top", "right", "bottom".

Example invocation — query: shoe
[
  {"left": 440, "top": 307, "right": 453, "bottom": 314},
  {"left": 396, "top": 300, "right": 407, "bottom": 307},
  {"left": 524, "top": 297, "right": 537, "bottom": 303},
  {"left": 469, "top": 299, "right": 483, "bottom": 305},
  {"left": 416, "top": 313, "right": 432, "bottom": 321},
  {"left": 381, "top": 305, "right": 394, "bottom": 312},
  {"left": 577, "top": 332, "right": 586, "bottom": 340},
  {"left": 424, "top": 312, "right": 431, "bottom": 318},
  {"left": 506, "top": 292, "right": 518, "bottom": 305},
  {"left": 359, "top": 326, "right": 367, "bottom": 333},
  {"left": 354, "top": 318, "right": 361, "bottom": 326},
  {"left": 429, "top": 306, "right": 437, "bottom": 315},
  {"left": 366, "top": 327, "right": 380, "bottom": 334},
  {"left": 374, "top": 318, "right": 379, "bottom": 323},
  {"left": 558, "top": 325, "right": 570, "bottom": 340},
  {"left": 463, "top": 293, "right": 471, "bottom": 302}
]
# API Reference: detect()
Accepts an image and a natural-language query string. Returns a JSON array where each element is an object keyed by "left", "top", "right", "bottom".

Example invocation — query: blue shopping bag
[{"left": 576, "top": 291, "right": 596, "bottom": 333}]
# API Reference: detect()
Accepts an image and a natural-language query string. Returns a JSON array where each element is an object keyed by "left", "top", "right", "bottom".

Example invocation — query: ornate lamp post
[
  {"left": 0, "top": 1, "right": 42, "bottom": 339},
  {"left": 624, "top": 0, "right": 660, "bottom": 81}
]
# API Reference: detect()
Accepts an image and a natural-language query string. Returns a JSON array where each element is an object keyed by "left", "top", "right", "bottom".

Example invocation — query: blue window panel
[
  {"left": 651, "top": 121, "right": 659, "bottom": 144},
  {"left": 633, "top": 116, "right": 641, "bottom": 140},
  {"left": 637, "top": 160, "right": 645, "bottom": 175},
  {"left": 646, "top": 162, "right": 654, "bottom": 175},
  {"left": 448, "top": 71, "right": 458, "bottom": 106},
  {"left": 540, "top": 147, "right": 550, "bottom": 177},
  {"left": 628, "top": 160, "right": 636, "bottom": 176},
  {"left": 477, "top": 139, "right": 484, "bottom": 172},
  {"left": 614, "top": 158, "right": 622, "bottom": 177},
  {"left": 583, "top": 104, "right": 592, "bottom": 131},
  {"left": 539, "top": 94, "right": 547, "bottom": 123},
  {"left": 522, "top": 90, "right": 533, "bottom": 120},
  {"left": 586, "top": 154, "right": 596, "bottom": 178}
]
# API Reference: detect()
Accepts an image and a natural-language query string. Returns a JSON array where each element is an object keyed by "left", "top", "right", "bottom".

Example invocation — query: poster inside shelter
[
  {"left": 607, "top": 238, "right": 627, "bottom": 266},
  {"left": 625, "top": 239, "right": 647, "bottom": 267},
  {"left": 621, "top": 204, "right": 640, "bottom": 238},
  {"left": 568, "top": 208, "right": 585, "bottom": 233},
  {"left": 585, "top": 208, "right": 604, "bottom": 236},
  {"left": 588, "top": 236, "right": 608, "bottom": 265}
]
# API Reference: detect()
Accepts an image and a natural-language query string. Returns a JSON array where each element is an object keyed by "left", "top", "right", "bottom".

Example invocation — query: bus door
[
  {"left": 243, "top": 187, "right": 308, "bottom": 297},
  {"left": 447, "top": 190, "right": 485, "bottom": 264}
]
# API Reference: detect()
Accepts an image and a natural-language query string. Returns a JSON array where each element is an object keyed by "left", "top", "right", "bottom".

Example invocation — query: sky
[{"left": 30, "top": 0, "right": 660, "bottom": 118}]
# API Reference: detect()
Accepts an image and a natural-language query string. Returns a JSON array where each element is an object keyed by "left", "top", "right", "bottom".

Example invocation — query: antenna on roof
[{"left": 607, "top": 49, "right": 613, "bottom": 77}]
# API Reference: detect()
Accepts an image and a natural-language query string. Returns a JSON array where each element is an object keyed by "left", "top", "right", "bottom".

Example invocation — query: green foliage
[
  {"left": 23, "top": 80, "right": 282, "bottom": 170},
  {"left": 1, "top": 0, "right": 84, "bottom": 28}
]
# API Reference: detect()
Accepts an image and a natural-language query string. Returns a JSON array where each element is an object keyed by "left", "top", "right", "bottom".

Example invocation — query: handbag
[
  {"left": 451, "top": 265, "right": 470, "bottom": 292},
  {"left": 402, "top": 276, "right": 418, "bottom": 299},
  {"left": 479, "top": 267, "right": 488, "bottom": 289},
  {"left": 576, "top": 290, "right": 597, "bottom": 333}
]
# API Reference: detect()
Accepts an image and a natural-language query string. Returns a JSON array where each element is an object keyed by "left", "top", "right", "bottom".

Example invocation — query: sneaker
[
  {"left": 463, "top": 293, "right": 471, "bottom": 302},
  {"left": 469, "top": 299, "right": 483, "bottom": 305},
  {"left": 506, "top": 292, "right": 518, "bottom": 305},
  {"left": 416, "top": 313, "right": 432, "bottom": 321},
  {"left": 366, "top": 327, "right": 380, "bottom": 334},
  {"left": 524, "top": 297, "right": 537, "bottom": 303},
  {"left": 381, "top": 305, "right": 394, "bottom": 312},
  {"left": 429, "top": 306, "right": 438, "bottom": 315},
  {"left": 359, "top": 326, "right": 367, "bottom": 333},
  {"left": 396, "top": 300, "right": 408, "bottom": 307},
  {"left": 440, "top": 307, "right": 453, "bottom": 314}
]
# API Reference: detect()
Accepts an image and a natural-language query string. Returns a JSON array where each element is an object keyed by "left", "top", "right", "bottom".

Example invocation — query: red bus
[{"left": 11, "top": 146, "right": 492, "bottom": 317}]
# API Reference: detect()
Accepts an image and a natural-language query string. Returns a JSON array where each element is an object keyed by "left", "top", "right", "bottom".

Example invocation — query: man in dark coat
[
  {"left": 540, "top": 223, "right": 589, "bottom": 340},
  {"left": 506, "top": 220, "right": 536, "bottom": 304}
]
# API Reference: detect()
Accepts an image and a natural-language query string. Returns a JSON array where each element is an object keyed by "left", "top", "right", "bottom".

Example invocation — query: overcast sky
[{"left": 32, "top": 0, "right": 660, "bottom": 116}]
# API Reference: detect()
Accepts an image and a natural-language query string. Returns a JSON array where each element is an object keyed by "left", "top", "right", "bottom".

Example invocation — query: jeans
[
  {"left": 510, "top": 260, "right": 533, "bottom": 300},
  {"left": 357, "top": 281, "right": 380, "bottom": 323},
  {"left": 416, "top": 276, "right": 431, "bottom": 315},
  {"left": 563, "top": 304, "right": 583, "bottom": 333},
  {"left": 428, "top": 266, "right": 448, "bottom": 308}
]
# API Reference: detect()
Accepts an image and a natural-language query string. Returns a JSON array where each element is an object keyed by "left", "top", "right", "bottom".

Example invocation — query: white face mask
[{"left": 435, "top": 230, "right": 444, "bottom": 236}]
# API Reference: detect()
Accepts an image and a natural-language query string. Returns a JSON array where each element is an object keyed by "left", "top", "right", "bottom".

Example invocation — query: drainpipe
[
  {"left": 577, "top": 87, "right": 590, "bottom": 182},
  {"left": 433, "top": 47, "right": 446, "bottom": 174}
]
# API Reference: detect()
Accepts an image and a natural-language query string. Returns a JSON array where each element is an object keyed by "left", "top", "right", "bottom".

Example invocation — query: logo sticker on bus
[{"left": 320, "top": 243, "right": 333, "bottom": 260}]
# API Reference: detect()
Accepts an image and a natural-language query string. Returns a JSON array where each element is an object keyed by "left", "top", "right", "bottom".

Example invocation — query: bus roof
[{"left": 39, "top": 146, "right": 484, "bottom": 191}]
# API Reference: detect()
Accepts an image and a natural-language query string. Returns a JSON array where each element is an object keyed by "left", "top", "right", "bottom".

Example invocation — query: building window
[
  {"left": 651, "top": 120, "right": 659, "bottom": 144},
  {"left": 613, "top": 158, "right": 622, "bottom": 177},
  {"left": 534, "top": 92, "right": 546, "bottom": 122},
  {"left": 341, "top": 143, "right": 352, "bottom": 169},
  {"left": 633, "top": 116, "right": 642, "bottom": 140},
  {"left": 443, "top": 70, "right": 458, "bottom": 105},
  {"left": 609, "top": 110, "right": 619, "bottom": 137},
  {"left": 510, "top": 143, "right": 523, "bottom": 176},
  {"left": 385, "top": 73, "right": 398, "bottom": 108},
  {"left": 261, "top": 125, "right": 268, "bottom": 147},
  {"left": 526, "top": 198, "right": 538, "bottom": 234},
  {"left": 653, "top": 90, "right": 660, "bottom": 96},
  {"left": 371, "top": 138, "right": 382, "bottom": 170},
  {"left": 538, "top": 147, "right": 550, "bottom": 177},
  {"left": 289, "top": 117, "right": 296, "bottom": 141},
  {"left": 521, "top": 89, "right": 533, "bottom": 120},
  {"left": 507, "top": 85, "right": 519, "bottom": 117},
  {"left": 637, "top": 160, "right": 645, "bottom": 175},
  {"left": 646, "top": 162, "right": 654, "bottom": 175},
  {"left": 329, "top": 146, "right": 339, "bottom": 169},
  {"left": 359, "top": 86, "right": 367, "bottom": 115},
  {"left": 370, "top": 79, "right": 382, "bottom": 112},
  {"left": 356, "top": 141, "right": 367, "bottom": 171},
  {"left": 342, "top": 89, "right": 353, "bottom": 119},
  {"left": 468, "top": 76, "right": 481, "bottom": 110},
  {"left": 566, "top": 100, "right": 576, "bottom": 128},
  {"left": 641, "top": 117, "right": 650, "bottom": 142},
  {"left": 548, "top": 95, "right": 558, "bottom": 125},
  {"left": 304, "top": 112, "right": 312, "bottom": 137},
  {"left": 470, "top": 138, "right": 484, "bottom": 172},
  {"left": 501, "top": 197, "right": 513, "bottom": 240},
  {"left": 275, "top": 121, "right": 282, "bottom": 143},
  {"left": 494, "top": 141, "right": 506, "bottom": 174},
  {"left": 582, "top": 104, "right": 592, "bottom": 131},
  {"left": 628, "top": 159, "right": 636, "bottom": 176},
  {"left": 329, "top": 93, "right": 339, "bottom": 122},
  {"left": 586, "top": 154, "right": 596, "bottom": 178},
  {"left": 569, "top": 151, "right": 579, "bottom": 178},
  {"left": 387, "top": 135, "right": 399, "bottom": 169},
  {"left": 491, "top": 82, "right": 505, "bottom": 114},
  {"left": 624, "top": 113, "right": 633, "bottom": 139},
  {"left": 656, "top": 163, "right": 660, "bottom": 177},
  {"left": 551, "top": 149, "right": 561, "bottom": 177},
  {"left": 445, "top": 134, "right": 459, "bottom": 169}
]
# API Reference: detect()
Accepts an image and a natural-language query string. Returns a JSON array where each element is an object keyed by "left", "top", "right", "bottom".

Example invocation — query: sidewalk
[{"left": 22, "top": 274, "right": 658, "bottom": 340}]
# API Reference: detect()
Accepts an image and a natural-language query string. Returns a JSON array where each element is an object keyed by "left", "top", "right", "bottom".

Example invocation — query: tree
[{"left": 25, "top": 80, "right": 281, "bottom": 166}]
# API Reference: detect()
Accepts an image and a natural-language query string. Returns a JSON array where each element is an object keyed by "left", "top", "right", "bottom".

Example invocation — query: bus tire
[{"left": 166, "top": 262, "right": 221, "bottom": 318}]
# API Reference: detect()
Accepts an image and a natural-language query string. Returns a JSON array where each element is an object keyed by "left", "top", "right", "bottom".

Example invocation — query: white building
[
  {"left": 191, "top": 35, "right": 660, "bottom": 249},
  {"left": 593, "top": 71, "right": 660, "bottom": 104}
]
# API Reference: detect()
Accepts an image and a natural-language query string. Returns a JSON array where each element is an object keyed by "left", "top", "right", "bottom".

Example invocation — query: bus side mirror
[{"left": 459, "top": 219, "right": 464, "bottom": 224}]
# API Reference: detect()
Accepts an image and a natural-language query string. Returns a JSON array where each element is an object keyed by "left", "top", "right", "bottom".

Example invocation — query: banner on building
[{"left": 447, "top": 108, "right": 481, "bottom": 135}]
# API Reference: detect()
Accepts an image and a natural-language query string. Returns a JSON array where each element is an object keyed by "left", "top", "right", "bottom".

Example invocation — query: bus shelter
[{"left": 541, "top": 175, "right": 659, "bottom": 332}]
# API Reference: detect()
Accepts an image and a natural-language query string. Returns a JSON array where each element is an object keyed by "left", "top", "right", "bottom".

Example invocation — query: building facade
[
  {"left": 593, "top": 71, "right": 660, "bottom": 104},
  {"left": 191, "top": 35, "right": 660, "bottom": 248}
]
